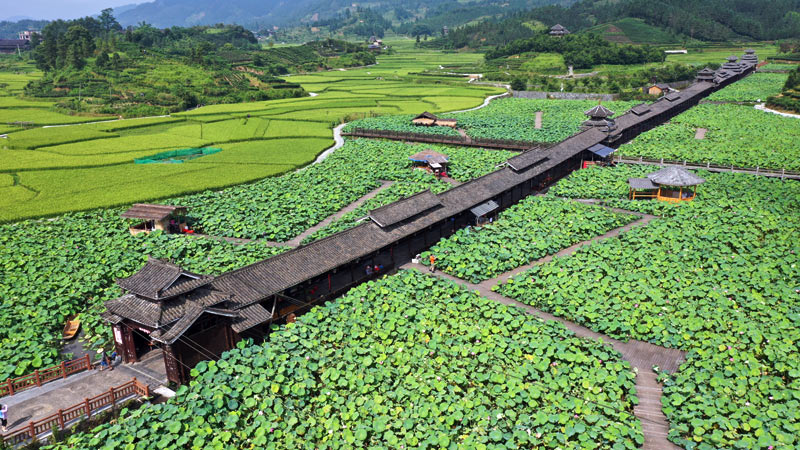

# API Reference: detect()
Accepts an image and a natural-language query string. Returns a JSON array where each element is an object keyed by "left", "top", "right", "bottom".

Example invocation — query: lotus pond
[
  {"left": 50, "top": 270, "right": 644, "bottom": 450},
  {"left": 178, "top": 139, "right": 514, "bottom": 241},
  {"left": 419, "top": 196, "right": 637, "bottom": 283},
  {"left": 0, "top": 216, "right": 287, "bottom": 380},
  {"left": 341, "top": 98, "right": 641, "bottom": 144},
  {"left": 499, "top": 165, "right": 800, "bottom": 449},
  {"left": 0, "top": 139, "right": 512, "bottom": 380},
  {"left": 706, "top": 72, "right": 788, "bottom": 102},
  {"left": 617, "top": 104, "right": 800, "bottom": 170}
]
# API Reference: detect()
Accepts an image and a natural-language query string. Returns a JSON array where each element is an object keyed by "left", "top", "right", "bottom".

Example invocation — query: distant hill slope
[
  {"left": 116, "top": 0, "right": 313, "bottom": 28},
  {"left": 427, "top": 0, "right": 800, "bottom": 49},
  {"left": 584, "top": 18, "right": 683, "bottom": 45},
  {"left": 117, "top": 0, "right": 573, "bottom": 31}
]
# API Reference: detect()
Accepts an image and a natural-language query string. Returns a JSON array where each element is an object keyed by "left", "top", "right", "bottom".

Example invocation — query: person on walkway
[
  {"left": 429, "top": 254, "right": 436, "bottom": 273},
  {"left": 1, "top": 403, "right": 8, "bottom": 433},
  {"left": 100, "top": 351, "right": 113, "bottom": 371}
]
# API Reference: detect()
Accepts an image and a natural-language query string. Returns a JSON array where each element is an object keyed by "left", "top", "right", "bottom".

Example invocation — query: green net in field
[{"left": 134, "top": 147, "right": 222, "bottom": 164}]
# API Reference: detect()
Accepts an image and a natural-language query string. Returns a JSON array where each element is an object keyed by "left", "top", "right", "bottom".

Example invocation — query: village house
[
  {"left": 0, "top": 39, "right": 30, "bottom": 54},
  {"left": 549, "top": 24, "right": 570, "bottom": 37},
  {"left": 121, "top": 204, "right": 189, "bottom": 235}
]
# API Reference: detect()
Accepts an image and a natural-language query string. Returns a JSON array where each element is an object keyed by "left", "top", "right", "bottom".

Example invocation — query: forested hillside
[
  {"left": 427, "top": 0, "right": 800, "bottom": 49},
  {"left": 116, "top": 0, "right": 573, "bottom": 33},
  {"left": 0, "top": 19, "right": 49, "bottom": 39},
  {"left": 20, "top": 12, "right": 374, "bottom": 117},
  {"left": 767, "top": 65, "right": 800, "bottom": 113}
]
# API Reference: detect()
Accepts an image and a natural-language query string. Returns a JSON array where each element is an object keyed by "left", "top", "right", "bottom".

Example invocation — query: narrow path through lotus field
[
  {"left": 480, "top": 205, "right": 658, "bottom": 287},
  {"left": 402, "top": 262, "right": 684, "bottom": 450},
  {"left": 283, "top": 180, "right": 395, "bottom": 247},
  {"left": 193, "top": 180, "right": 396, "bottom": 248},
  {"left": 694, "top": 128, "right": 707, "bottom": 140},
  {"left": 535, "top": 111, "right": 543, "bottom": 129}
]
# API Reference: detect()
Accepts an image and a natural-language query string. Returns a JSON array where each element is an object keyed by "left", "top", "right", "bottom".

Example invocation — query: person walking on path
[
  {"left": 1, "top": 403, "right": 8, "bottom": 433},
  {"left": 429, "top": 254, "right": 436, "bottom": 273}
]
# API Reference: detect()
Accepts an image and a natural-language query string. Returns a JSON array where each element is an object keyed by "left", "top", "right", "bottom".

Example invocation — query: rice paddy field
[{"left": 0, "top": 43, "right": 502, "bottom": 222}]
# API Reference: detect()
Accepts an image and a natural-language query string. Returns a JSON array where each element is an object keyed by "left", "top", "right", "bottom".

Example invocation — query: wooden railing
[
  {"left": 1, "top": 355, "right": 92, "bottom": 398},
  {"left": 343, "top": 128, "right": 541, "bottom": 151},
  {"left": 2, "top": 378, "right": 150, "bottom": 446},
  {"left": 613, "top": 155, "right": 800, "bottom": 180}
]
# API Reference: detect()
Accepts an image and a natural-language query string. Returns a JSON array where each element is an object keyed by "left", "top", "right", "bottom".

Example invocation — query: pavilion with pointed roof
[
  {"left": 722, "top": 55, "right": 744, "bottom": 73},
  {"left": 549, "top": 24, "right": 570, "bottom": 37},
  {"left": 741, "top": 49, "right": 758, "bottom": 66},
  {"left": 582, "top": 104, "right": 617, "bottom": 131},
  {"left": 628, "top": 166, "right": 706, "bottom": 202},
  {"left": 696, "top": 67, "right": 715, "bottom": 83}
]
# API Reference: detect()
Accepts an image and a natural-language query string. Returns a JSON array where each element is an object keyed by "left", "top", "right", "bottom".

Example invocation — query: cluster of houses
[{"left": 0, "top": 30, "right": 37, "bottom": 55}]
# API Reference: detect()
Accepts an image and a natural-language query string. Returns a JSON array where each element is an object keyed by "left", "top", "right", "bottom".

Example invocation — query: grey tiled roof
[
  {"left": 116, "top": 257, "right": 212, "bottom": 301},
  {"left": 369, "top": 190, "right": 442, "bottom": 228}
]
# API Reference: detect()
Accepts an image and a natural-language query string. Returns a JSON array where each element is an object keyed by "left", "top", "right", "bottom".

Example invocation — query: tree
[
  {"left": 510, "top": 78, "right": 527, "bottom": 91},
  {"left": 95, "top": 52, "right": 109, "bottom": 70},
  {"left": 99, "top": 8, "right": 121, "bottom": 35},
  {"left": 111, "top": 53, "right": 122, "bottom": 70}
]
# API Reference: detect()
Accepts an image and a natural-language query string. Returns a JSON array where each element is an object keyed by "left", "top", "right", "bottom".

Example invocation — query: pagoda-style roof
[
  {"left": 121, "top": 204, "right": 187, "bottom": 221},
  {"left": 102, "top": 287, "right": 232, "bottom": 339},
  {"left": 697, "top": 68, "right": 715, "bottom": 75},
  {"left": 369, "top": 190, "right": 442, "bottom": 228},
  {"left": 726, "top": 55, "right": 739, "bottom": 62},
  {"left": 116, "top": 257, "right": 212, "bottom": 301},
  {"left": 409, "top": 150, "right": 449, "bottom": 165},
  {"left": 744, "top": 49, "right": 756, "bottom": 54},
  {"left": 549, "top": 24, "right": 570, "bottom": 35},
  {"left": 413, "top": 112, "right": 438, "bottom": 120},
  {"left": 628, "top": 178, "right": 659, "bottom": 190},
  {"left": 631, "top": 104, "right": 652, "bottom": 116},
  {"left": 647, "top": 166, "right": 706, "bottom": 187},
  {"left": 584, "top": 104, "right": 615, "bottom": 118}
]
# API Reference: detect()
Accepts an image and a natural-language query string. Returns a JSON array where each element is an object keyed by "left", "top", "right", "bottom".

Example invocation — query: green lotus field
[
  {"left": 0, "top": 138, "right": 511, "bottom": 380},
  {"left": 706, "top": 72, "right": 789, "bottom": 102},
  {"left": 51, "top": 270, "right": 644, "bottom": 450},
  {"left": 500, "top": 165, "right": 800, "bottom": 448},
  {"left": 420, "top": 196, "right": 636, "bottom": 283},
  {"left": 617, "top": 103, "right": 800, "bottom": 170}
]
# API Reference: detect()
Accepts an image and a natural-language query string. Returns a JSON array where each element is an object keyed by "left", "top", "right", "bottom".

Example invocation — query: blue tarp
[{"left": 588, "top": 144, "right": 615, "bottom": 158}]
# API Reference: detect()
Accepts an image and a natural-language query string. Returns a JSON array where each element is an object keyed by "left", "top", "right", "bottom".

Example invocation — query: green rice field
[{"left": 0, "top": 44, "right": 502, "bottom": 222}]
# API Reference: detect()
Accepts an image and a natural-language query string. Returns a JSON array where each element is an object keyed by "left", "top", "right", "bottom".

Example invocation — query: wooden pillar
[
  {"left": 61, "top": 361, "right": 67, "bottom": 379},
  {"left": 162, "top": 344, "right": 183, "bottom": 385},
  {"left": 224, "top": 324, "right": 234, "bottom": 352},
  {"left": 117, "top": 323, "right": 137, "bottom": 363}
]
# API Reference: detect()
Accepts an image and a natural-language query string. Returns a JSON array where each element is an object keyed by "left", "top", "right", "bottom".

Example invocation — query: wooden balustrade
[
  {"left": 342, "top": 127, "right": 539, "bottom": 151},
  {"left": 2, "top": 378, "right": 150, "bottom": 446},
  {"left": 1, "top": 355, "right": 92, "bottom": 398},
  {"left": 613, "top": 155, "right": 800, "bottom": 180}
]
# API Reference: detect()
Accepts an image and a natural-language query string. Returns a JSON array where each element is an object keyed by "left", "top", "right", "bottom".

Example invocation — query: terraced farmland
[{"left": 0, "top": 46, "right": 502, "bottom": 222}]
